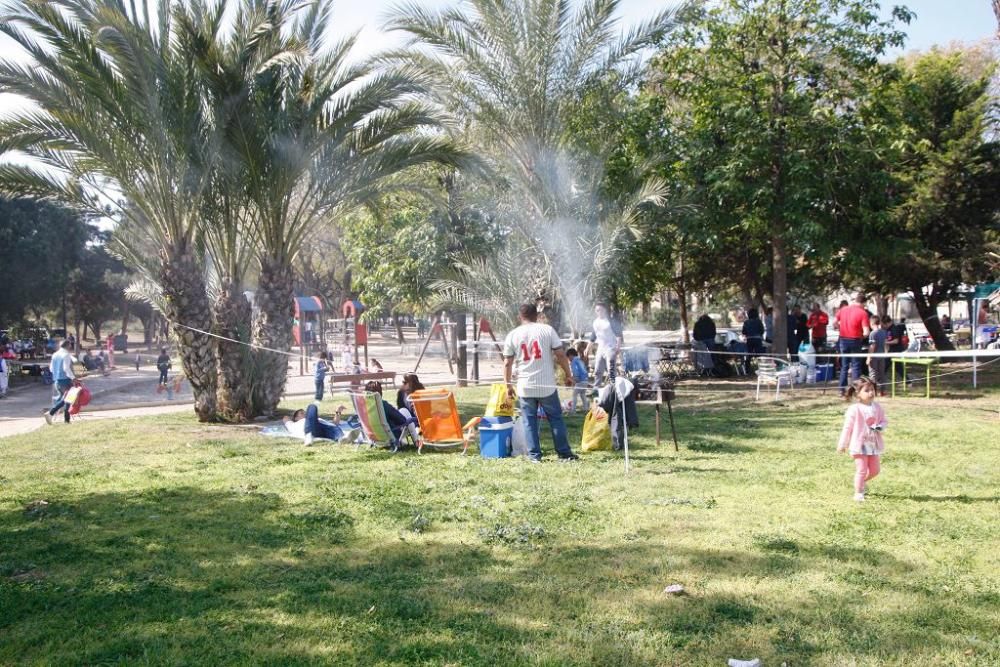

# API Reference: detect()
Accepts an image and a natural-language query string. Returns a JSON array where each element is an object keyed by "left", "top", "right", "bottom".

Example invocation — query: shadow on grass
[
  {"left": 4, "top": 484, "right": 989, "bottom": 665},
  {"left": 875, "top": 493, "right": 1000, "bottom": 504}
]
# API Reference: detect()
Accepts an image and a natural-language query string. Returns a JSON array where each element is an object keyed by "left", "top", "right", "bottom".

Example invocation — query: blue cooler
[
  {"left": 815, "top": 363, "right": 834, "bottom": 382},
  {"left": 479, "top": 416, "right": 514, "bottom": 458}
]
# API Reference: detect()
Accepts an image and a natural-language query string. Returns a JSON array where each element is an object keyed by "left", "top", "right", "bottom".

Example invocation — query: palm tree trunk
[
  {"left": 252, "top": 256, "right": 294, "bottom": 416},
  {"left": 160, "top": 248, "right": 218, "bottom": 421},
  {"left": 214, "top": 280, "right": 254, "bottom": 422}
]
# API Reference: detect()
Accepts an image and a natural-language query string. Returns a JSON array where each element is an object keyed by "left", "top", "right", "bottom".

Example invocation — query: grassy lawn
[{"left": 1, "top": 368, "right": 998, "bottom": 665}]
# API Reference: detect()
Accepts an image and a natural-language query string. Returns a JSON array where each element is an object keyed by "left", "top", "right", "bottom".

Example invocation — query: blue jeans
[
  {"left": 49, "top": 378, "right": 73, "bottom": 422},
  {"left": 314, "top": 379, "right": 324, "bottom": 401},
  {"left": 519, "top": 391, "right": 574, "bottom": 460},
  {"left": 304, "top": 405, "right": 344, "bottom": 440},
  {"left": 838, "top": 337, "right": 863, "bottom": 392}
]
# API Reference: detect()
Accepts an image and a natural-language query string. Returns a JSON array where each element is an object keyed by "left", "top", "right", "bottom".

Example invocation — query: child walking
[
  {"left": 837, "top": 377, "right": 888, "bottom": 502},
  {"left": 566, "top": 348, "right": 589, "bottom": 413},
  {"left": 314, "top": 351, "right": 330, "bottom": 401}
]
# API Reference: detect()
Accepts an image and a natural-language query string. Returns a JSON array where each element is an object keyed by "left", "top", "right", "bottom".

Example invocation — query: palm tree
[
  {"left": 388, "top": 0, "right": 683, "bottom": 319},
  {"left": 196, "top": 0, "right": 467, "bottom": 414},
  {"left": 0, "top": 0, "right": 221, "bottom": 420},
  {"left": 2, "top": 0, "right": 466, "bottom": 419}
]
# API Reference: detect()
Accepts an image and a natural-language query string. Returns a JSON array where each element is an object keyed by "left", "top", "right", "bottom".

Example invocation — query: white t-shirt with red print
[{"left": 503, "top": 322, "right": 564, "bottom": 398}]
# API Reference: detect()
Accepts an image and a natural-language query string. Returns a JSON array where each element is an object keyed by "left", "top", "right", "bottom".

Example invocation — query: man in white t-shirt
[
  {"left": 589, "top": 303, "right": 623, "bottom": 385},
  {"left": 503, "top": 304, "right": 578, "bottom": 462}
]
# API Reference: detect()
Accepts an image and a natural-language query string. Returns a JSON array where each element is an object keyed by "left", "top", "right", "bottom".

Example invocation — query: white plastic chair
[{"left": 755, "top": 357, "right": 794, "bottom": 401}]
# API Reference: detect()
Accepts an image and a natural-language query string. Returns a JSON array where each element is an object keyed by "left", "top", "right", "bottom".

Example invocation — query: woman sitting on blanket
[
  {"left": 366, "top": 381, "right": 420, "bottom": 442},
  {"left": 283, "top": 404, "right": 361, "bottom": 447}
]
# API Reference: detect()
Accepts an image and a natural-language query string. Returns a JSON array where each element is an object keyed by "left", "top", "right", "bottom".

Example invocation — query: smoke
[{"left": 501, "top": 141, "right": 633, "bottom": 335}]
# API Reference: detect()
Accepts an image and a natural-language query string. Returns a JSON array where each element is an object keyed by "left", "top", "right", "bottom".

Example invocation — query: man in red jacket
[
  {"left": 807, "top": 303, "right": 830, "bottom": 348},
  {"left": 836, "top": 294, "right": 871, "bottom": 395}
]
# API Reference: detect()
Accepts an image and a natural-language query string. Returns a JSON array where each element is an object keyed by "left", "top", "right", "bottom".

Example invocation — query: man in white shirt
[
  {"left": 44, "top": 340, "right": 76, "bottom": 424},
  {"left": 503, "top": 304, "right": 578, "bottom": 462},
  {"left": 590, "top": 303, "right": 623, "bottom": 385}
]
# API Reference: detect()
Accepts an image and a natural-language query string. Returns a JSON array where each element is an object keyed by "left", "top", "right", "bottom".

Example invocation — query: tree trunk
[
  {"left": 455, "top": 310, "right": 468, "bottom": 387},
  {"left": 641, "top": 300, "right": 651, "bottom": 320},
  {"left": 120, "top": 303, "right": 131, "bottom": 338},
  {"left": 771, "top": 233, "right": 789, "bottom": 358},
  {"left": 394, "top": 314, "right": 405, "bottom": 345},
  {"left": 214, "top": 280, "right": 254, "bottom": 422},
  {"left": 252, "top": 256, "right": 294, "bottom": 416},
  {"left": 875, "top": 295, "right": 889, "bottom": 319},
  {"left": 910, "top": 286, "right": 954, "bottom": 351},
  {"left": 677, "top": 284, "right": 690, "bottom": 344},
  {"left": 142, "top": 314, "right": 153, "bottom": 350},
  {"left": 160, "top": 248, "right": 218, "bottom": 422}
]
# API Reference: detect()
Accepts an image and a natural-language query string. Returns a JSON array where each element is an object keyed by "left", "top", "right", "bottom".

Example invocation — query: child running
[{"left": 837, "top": 376, "right": 888, "bottom": 502}]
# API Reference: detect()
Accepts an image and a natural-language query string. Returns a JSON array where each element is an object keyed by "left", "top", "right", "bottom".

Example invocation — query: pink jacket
[{"left": 837, "top": 402, "right": 887, "bottom": 455}]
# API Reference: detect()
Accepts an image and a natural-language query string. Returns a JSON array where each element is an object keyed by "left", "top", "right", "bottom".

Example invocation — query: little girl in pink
[{"left": 837, "top": 376, "right": 887, "bottom": 501}]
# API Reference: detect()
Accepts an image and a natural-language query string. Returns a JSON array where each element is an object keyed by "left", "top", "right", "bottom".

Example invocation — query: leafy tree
[
  {"left": 646, "top": 0, "right": 911, "bottom": 354},
  {"left": 846, "top": 49, "right": 1000, "bottom": 349},
  {"left": 344, "top": 202, "right": 448, "bottom": 329},
  {"left": 0, "top": 197, "right": 89, "bottom": 326}
]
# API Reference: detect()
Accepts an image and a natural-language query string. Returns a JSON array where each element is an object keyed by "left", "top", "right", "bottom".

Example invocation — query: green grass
[{"left": 1, "top": 368, "right": 998, "bottom": 665}]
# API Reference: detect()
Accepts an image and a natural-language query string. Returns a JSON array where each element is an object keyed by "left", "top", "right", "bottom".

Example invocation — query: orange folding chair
[{"left": 407, "top": 388, "right": 480, "bottom": 454}]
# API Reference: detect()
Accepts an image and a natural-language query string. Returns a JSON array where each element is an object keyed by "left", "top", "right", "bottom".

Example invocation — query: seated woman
[
  {"left": 283, "top": 404, "right": 360, "bottom": 447},
  {"left": 396, "top": 373, "right": 426, "bottom": 415},
  {"left": 366, "top": 380, "right": 420, "bottom": 442}
]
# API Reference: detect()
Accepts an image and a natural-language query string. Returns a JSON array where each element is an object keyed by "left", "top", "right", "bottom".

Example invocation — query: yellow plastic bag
[
  {"left": 485, "top": 383, "right": 515, "bottom": 417},
  {"left": 581, "top": 407, "right": 612, "bottom": 452}
]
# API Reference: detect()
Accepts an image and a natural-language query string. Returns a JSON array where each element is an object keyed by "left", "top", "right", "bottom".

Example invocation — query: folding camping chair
[
  {"left": 349, "top": 391, "right": 415, "bottom": 453},
  {"left": 407, "top": 388, "right": 480, "bottom": 454}
]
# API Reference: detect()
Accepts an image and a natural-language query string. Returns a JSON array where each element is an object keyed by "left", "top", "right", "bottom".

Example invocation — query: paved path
[{"left": 0, "top": 336, "right": 504, "bottom": 438}]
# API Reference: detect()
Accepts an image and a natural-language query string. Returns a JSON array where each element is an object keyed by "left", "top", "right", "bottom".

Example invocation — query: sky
[
  {"left": 340, "top": 0, "right": 997, "bottom": 59},
  {"left": 0, "top": 0, "right": 996, "bottom": 116}
]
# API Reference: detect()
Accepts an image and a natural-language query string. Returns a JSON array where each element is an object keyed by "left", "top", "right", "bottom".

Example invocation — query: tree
[
  {"left": 0, "top": 198, "right": 88, "bottom": 326},
  {"left": 647, "top": 0, "right": 911, "bottom": 355},
  {"left": 849, "top": 49, "right": 1000, "bottom": 349},
  {"left": 387, "top": 0, "right": 680, "bottom": 328},
  {"left": 344, "top": 201, "right": 449, "bottom": 331},
  {"left": 1, "top": 0, "right": 222, "bottom": 419},
  {"left": 2, "top": 0, "right": 464, "bottom": 420}
]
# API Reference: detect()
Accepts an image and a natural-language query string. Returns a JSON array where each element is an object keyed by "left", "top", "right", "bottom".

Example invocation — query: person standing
[
  {"left": 788, "top": 305, "right": 808, "bottom": 358},
  {"left": 976, "top": 301, "right": 991, "bottom": 349},
  {"left": 837, "top": 377, "right": 888, "bottom": 502},
  {"left": 43, "top": 340, "right": 75, "bottom": 424},
  {"left": 313, "top": 350, "right": 329, "bottom": 401},
  {"left": 589, "top": 303, "right": 623, "bottom": 385},
  {"left": 156, "top": 347, "right": 172, "bottom": 387},
  {"left": 503, "top": 304, "right": 578, "bottom": 462},
  {"left": 837, "top": 293, "right": 872, "bottom": 395},
  {"left": 0, "top": 351, "right": 9, "bottom": 399},
  {"left": 807, "top": 303, "right": 829, "bottom": 348},
  {"left": 105, "top": 333, "right": 116, "bottom": 370},
  {"left": 867, "top": 316, "right": 891, "bottom": 395},
  {"left": 741, "top": 308, "right": 765, "bottom": 372},
  {"left": 566, "top": 347, "right": 590, "bottom": 413}
]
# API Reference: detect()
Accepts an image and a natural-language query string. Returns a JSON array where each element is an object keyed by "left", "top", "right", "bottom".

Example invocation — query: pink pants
[{"left": 853, "top": 454, "right": 881, "bottom": 493}]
